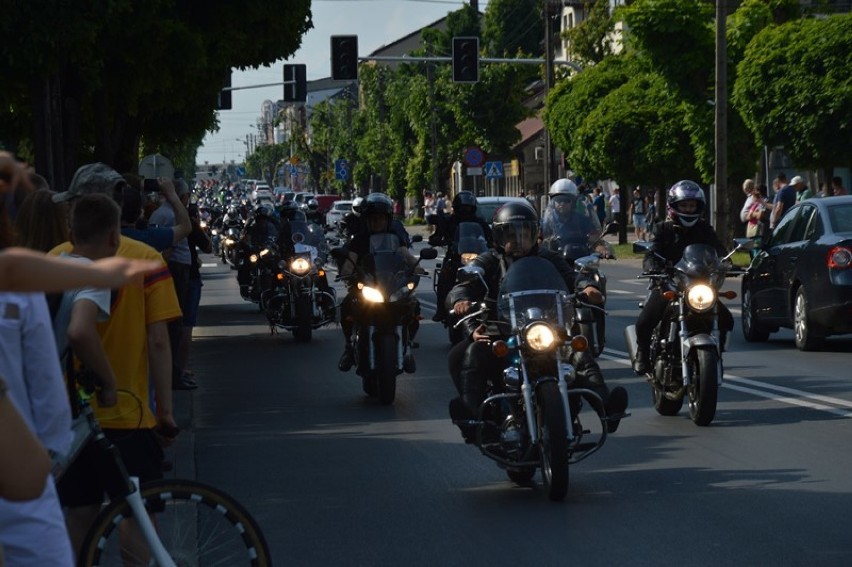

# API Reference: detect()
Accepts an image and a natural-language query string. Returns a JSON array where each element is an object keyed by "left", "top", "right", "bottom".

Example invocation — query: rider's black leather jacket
[
  {"left": 643, "top": 219, "right": 727, "bottom": 273},
  {"left": 446, "top": 245, "right": 598, "bottom": 338}
]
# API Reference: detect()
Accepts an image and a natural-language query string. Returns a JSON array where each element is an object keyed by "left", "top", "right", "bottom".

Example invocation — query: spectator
[
  {"left": 423, "top": 191, "right": 436, "bottom": 233},
  {"left": 0, "top": 174, "right": 75, "bottom": 566},
  {"left": 744, "top": 184, "right": 770, "bottom": 239},
  {"left": 176, "top": 203, "right": 212, "bottom": 383},
  {"left": 832, "top": 176, "right": 848, "bottom": 196},
  {"left": 739, "top": 179, "right": 756, "bottom": 228},
  {"left": 795, "top": 176, "right": 814, "bottom": 202},
  {"left": 14, "top": 188, "right": 69, "bottom": 252},
  {"left": 628, "top": 187, "right": 649, "bottom": 241},
  {"left": 608, "top": 187, "right": 622, "bottom": 226},
  {"left": 50, "top": 163, "right": 182, "bottom": 557},
  {"left": 120, "top": 175, "right": 191, "bottom": 252},
  {"left": 770, "top": 173, "right": 796, "bottom": 231},
  {"left": 435, "top": 192, "right": 447, "bottom": 222},
  {"left": 592, "top": 187, "right": 606, "bottom": 225},
  {"left": 149, "top": 179, "right": 196, "bottom": 390},
  {"left": 0, "top": 377, "right": 52, "bottom": 502}
]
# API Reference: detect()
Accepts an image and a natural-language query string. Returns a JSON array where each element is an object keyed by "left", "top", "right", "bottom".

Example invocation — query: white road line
[{"left": 602, "top": 347, "right": 852, "bottom": 417}]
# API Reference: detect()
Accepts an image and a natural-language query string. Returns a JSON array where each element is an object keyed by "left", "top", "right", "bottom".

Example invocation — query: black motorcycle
[
  {"left": 542, "top": 212, "right": 618, "bottom": 357},
  {"left": 432, "top": 221, "right": 490, "bottom": 344},
  {"left": 337, "top": 233, "right": 437, "bottom": 405},
  {"left": 624, "top": 240, "right": 749, "bottom": 426},
  {"left": 262, "top": 221, "right": 337, "bottom": 342},
  {"left": 453, "top": 256, "right": 619, "bottom": 501}
]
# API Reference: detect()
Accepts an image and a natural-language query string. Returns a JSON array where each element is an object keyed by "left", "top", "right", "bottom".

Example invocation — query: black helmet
[
  {"left": 666, "top": 180, "right": 705, "bottom": 227},
  {"left": 492, "top": 201, "right": 539, "bottom": 257},
  {"left": 452, "top": 191, "right": 477, "bottom": 218},
  {"left": 277, "top": 200, "right": 299, "bottom": 214},
  {"left": 254, "top": 205, "right": 271, "bottom": 219},
  {"left": 307, "top": 198, "right": 319, "bottom": 211},
  {"left": 362, "top": 192, "right": 393, "bottom": 232}
]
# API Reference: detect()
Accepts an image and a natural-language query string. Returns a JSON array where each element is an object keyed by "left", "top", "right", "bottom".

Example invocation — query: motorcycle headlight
[
  {"left": 360, "top": 285, "right": 384, "bottom": 303},
  {"left": 249, "top": 254, "right": 258, "bottom": 263},
  {"left": 211, "top": 229, "right": 218, "bottom": 236},
  {"left": 524, "top": 322, "right": 557, "bottom": 352},
  {"left": 259, "top": 248, "right": 270, "bottom": 257},
  {"left": 686, "top": 284, "right": 716, "bottom": 312},
  {"left": 224, "top": 238, "right": 235, "bottom": 246},
  {"left": 200, "top": 220, "right": 207, "bottom": 229},
  {"left": 460, "top": 253, "right": 478, "bottom": 265},
  {"left": 290, "top": 257, "right": 311, "bottom": 275}
]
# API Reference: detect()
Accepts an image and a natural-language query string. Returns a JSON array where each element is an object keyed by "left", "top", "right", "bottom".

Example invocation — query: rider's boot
[
  {"left": 604, "top": 386, "right": 629, "bottom": 433},
  {"left": 338, "top": 340, "right": 354, "bottom": 372},
  {"left": 633, "top": 345, "right": 650, "bottom": 375}
]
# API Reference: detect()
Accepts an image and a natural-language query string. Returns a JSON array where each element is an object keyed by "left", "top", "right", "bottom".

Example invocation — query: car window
[
  {"left": 788, "top": 206, "right": 815, "bottom": 242},
  {"left": 767, "top": 207, "right": 799, "bottom": 245},
  {"left": 827, "top": 203, "right": 852, "bottom": 233}
]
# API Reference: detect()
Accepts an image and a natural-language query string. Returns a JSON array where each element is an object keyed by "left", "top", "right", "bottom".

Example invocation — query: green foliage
[
  {"left": 562, "top": 0, "right": 616, "bottom": 66},
  {"left": 482, "top": 0, "right": 543, "bottom": 57},
  {"left": 732, "top": 13, "right": 852, "bottom": 170}
]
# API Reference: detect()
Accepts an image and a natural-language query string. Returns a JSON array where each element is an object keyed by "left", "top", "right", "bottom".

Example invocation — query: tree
[
  {"left": 482, "top": 0, "right": 543, "bottom": 57},
  {"left": 562, "top": 0, "right": 616, "bottom": 66},
  {"left": 0, "top": 1, "right": 312, "bottom": 188},
  {"left": 733, "top": 13, "right": 852, "bottom": 173}
]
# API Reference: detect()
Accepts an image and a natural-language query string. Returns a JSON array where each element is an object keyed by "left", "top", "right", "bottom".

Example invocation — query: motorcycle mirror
[
  {"left": 419, "top": 247, "right": 438, "bottom": 261},
  {"left": 632, "top": 241, "right": 653, "bottom": 254},
  {"left": 602, "top": 222, "right": 619, "bottom": 237},
  {"left": 411, "top": 234, "right": 424, "bottom": 243}
]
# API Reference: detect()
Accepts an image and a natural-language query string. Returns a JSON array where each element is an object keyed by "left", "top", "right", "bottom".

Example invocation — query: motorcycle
[
  {"left": 542, "top": 210, "right": 618, "bottom": 357},
  {"left": 453, "top": 256, "right": 621, "bottom": 501},
  {"left": 261, "top": 221, "right": 337, "bottom": 342},
  {"left": 624, "top": 240, "right": 750, "bottom": 426},
  {"left": 221, "top": 219, "right": 244, "bottom": 268},
  {"left": 336, "top": 233, "right": 437, "bottom": 405},
  {"left": 432, "top": 221, "right": 490, "bottom": 344}
]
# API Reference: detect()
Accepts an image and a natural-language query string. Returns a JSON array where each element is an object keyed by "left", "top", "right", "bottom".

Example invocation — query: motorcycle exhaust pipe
[{"left": 624, "top": 325, "right": 638, "bottom": 364}]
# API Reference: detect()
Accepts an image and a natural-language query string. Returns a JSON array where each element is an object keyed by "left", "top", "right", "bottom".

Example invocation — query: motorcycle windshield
[
  {"left": 454, "top": 222, "right": 489, "bottom": 255},
  {"left": 289, "top": 220, "right": 328, "bottom": 260},
  {"left": 675, "top": 244, "right": 722, "bottom": 279},
  {"left": 497, "top": 256, "right": 569, "bottom": 329},
  {"left": 541, "top": 195, "right": 602, "bottom": 246},
  {"left": 363, "top": 233, "right": 409, "bottom": 295}
]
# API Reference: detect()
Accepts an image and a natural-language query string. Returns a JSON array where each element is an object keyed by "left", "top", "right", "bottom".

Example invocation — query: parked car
[
  {"left": 294, "top": 192, "right": 316, "bottom": 210},
  {"left": 741, "top": 195, "right": 852, "bottom": 350},
  {"left": 326, "top": 200, "right": 353, "bottom": 228},
  {"left": 252, "top": 183, "right": 272, "bottom": 202},
  {"left": 273, "top": 186, "right": 291, "bottom": 202},
  {"left": 475, "top": 196, "right": 535, "bottom": 226}
]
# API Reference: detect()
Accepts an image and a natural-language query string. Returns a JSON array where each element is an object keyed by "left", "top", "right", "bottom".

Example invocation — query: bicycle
[{"left": 53, "top": 377, "right": 271, "bottom": 566}]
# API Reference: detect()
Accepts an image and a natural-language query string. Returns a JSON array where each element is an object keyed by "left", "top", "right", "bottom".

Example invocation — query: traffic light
[
  {"left": 330, "top": 35, "right": 358, "bottom": 81},
  {"left": 452, "top": 37, "right": 479, "bottom": 83},
  {"left": 215, "top": 69, "right": 232, "bottom": 110},
  {"left": 283, "top": 64, "right": 307, "bottom": 103}
]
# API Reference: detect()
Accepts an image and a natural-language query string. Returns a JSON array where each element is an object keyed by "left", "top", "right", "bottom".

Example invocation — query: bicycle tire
[{"left": 78, "top": 478, "right": 271, "bottom": 567}]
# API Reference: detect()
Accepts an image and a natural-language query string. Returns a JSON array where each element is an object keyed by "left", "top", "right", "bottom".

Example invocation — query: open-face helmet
[
  {"left": 492, "top": 201, "right": 539, "bottom": 258},
  {"left": 452, "top": 191, "right": 478, "bottom": 218},
  {"left": 351, "top": 196, "right": 365, "bottom": 217}
]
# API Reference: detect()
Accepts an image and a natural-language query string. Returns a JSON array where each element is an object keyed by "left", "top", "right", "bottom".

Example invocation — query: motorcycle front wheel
[
  {"left": 536, "top": 382, "right": 569, "bottom": 501},
  {"left": 652, "top": 358, "right": 684, "bottom": 416},
  {"left": 687, "top": 347, "right": 719, "bottom": 426},
  {"left": 292, "top": 295, "right": 313, "bottom": 343},
  {"left": 374, "top": 334, "right": 398, "bottom": 405}
]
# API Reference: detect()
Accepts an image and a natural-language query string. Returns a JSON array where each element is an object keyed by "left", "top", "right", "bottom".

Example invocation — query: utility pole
[
  {"left": 543, "top": 1, "right": 559, "bottom": 193},
  {"left": 714, "top": 0, "right": 728, "bottom": 238}
]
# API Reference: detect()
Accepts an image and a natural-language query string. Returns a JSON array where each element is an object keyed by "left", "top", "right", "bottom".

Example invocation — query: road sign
[
  {"left": 288, "top": 164, "right": 298, "bottom": 176},
  {"left": 463, "top": 146, "right": 485, "bottom": 167},
  {"left": 484, "top": 161, "right": 504, "bottom": 179},
  {"left": 466, "top": 167, "right": 483, "bottom": 176},
  {"left": 335, "top": 159, "right": 349, "bottom": 181}
]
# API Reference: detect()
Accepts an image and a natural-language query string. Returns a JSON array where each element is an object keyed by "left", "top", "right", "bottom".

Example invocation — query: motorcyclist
[
  {"left": 304, "top": 198, "right": 323, "bottom": 225},
  {"left": 428, "top": 190, "right": 492, "bottom": 322},
  {"left": 446, "top": 202, "right": 628, "bottom": 438},
  {"left": 339, "top": 196, "right": 364, "bottom": 242},
  {"left": 541, "top": 178, "right": 600, "bottom": 251},
  {"left": 335, "top": 192, "right": 423, "bottom": 371},
  {"left": 237, "top": 205, "right": 279, "bottom": 296},
  {"left": 632, "top": 180, "right": 733, "bottom": 374}
]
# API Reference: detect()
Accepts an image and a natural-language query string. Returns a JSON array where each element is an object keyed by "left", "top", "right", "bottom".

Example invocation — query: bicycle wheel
[{"left": 79, "top": 478, "right": 271, "bottom": 567}]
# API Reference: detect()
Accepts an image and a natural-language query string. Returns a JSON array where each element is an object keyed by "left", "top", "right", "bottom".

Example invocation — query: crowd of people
[{"left": 0, "top": 152, "right": 209, "bottom": 565}]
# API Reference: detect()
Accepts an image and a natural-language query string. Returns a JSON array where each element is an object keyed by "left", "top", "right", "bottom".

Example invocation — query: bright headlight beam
[
  {"left": 361, "top": 286, "right": 384, "bottom": 303},
  {"left": 687, "top": 284, "right": 716, "bottom": 312},
  {"left": 525, "top": 323, "right": 555, "bottom": 351}
]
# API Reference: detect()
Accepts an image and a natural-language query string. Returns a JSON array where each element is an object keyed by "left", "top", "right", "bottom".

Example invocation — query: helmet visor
[{"left": 494, "top": 221, "right": 538, "bottom": 257}]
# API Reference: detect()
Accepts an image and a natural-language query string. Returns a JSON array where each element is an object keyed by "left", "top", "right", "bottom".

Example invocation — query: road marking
[
  {"left": 602, "top": 347, "right": 852, "bottom": 417},
  {"left": 201, "top": 263, "right": 218, "bottom": 268}
]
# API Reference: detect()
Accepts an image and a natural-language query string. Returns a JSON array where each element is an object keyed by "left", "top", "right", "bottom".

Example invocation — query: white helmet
[{"left": 549, "top": 178, "right": 578, "bottom": 197}]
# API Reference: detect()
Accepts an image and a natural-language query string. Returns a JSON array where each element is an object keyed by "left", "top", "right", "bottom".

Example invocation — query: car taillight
[{"left": 827, "top": 246, "right": 852, "bottom": 269}]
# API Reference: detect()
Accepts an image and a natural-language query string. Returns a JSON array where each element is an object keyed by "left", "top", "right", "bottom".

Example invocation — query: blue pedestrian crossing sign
[
  {"left": 335, "top": 159, "right": 349, "bottom": 181},
  {"left": 484, "top": 161, "right": 504, "bottom": 179}
]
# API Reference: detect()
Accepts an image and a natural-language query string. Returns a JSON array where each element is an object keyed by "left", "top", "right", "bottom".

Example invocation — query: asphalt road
[{"left": 166, "top": 239, "right": 852, "bottom": 567}]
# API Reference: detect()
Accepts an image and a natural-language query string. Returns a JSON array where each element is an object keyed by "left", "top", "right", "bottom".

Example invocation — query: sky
[{"left": 197, "top": 0, "right": 491, "bottom": 165}]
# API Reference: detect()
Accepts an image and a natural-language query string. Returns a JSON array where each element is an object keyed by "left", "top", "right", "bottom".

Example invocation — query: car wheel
[
  {"left": 742, "top": 286, "right": 770, "bottom": 342},
  {"left": 794, "top": 287, "right": 824, "bottom": 351}
]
